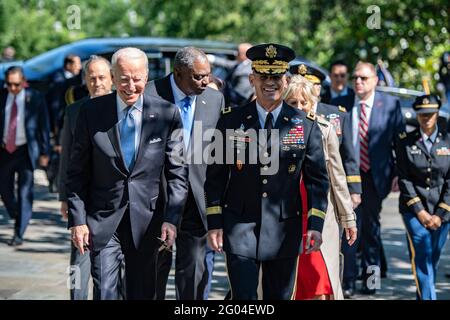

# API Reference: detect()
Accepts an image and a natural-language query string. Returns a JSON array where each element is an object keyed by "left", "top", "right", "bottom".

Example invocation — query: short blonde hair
[{"left": 284, "top": 75, "right": 319, "bottom": 111}]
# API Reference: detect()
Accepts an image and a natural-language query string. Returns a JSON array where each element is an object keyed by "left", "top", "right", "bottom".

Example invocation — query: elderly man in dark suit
[
  {"left": 147, "top": 47, "right": 225, "bottom": 300},
  {"left": 0, "top": 66, "right": 50, "bottom": 246},
  {"left": 58, "top": 55, "right": 113, "bottom": 300},
  {"left": 66, "top": 47, "right": 188, "bottom": 300},
  {"left": 331, "top": 61, "right": 405, "bottom": 297}
]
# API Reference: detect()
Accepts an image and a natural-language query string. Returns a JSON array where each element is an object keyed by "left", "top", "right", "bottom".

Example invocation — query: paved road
[{"left": 0, "top": 170, "right": 449, "bottom": 300}]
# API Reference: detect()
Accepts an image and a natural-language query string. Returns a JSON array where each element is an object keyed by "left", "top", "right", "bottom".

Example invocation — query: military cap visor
[
  {"left": 289, "top": 63, "right": 326, "bottom": 84},
  {"left": 246, "top": 43, "right": 296, "bottom": 75},
  {"left": 413, "top": 94, "right": 441, "bottom": 114}
]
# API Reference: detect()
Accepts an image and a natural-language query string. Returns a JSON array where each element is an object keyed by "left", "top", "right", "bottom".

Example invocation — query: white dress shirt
[
  {"left": 256, "top": 101, "right": 283, "bottom": 128},
  {"left": 116, "top": 94, "right": 143, "bottom": 159},
  {"left": 351, "top": 91, "right": 375, "bottom": 161},
  {"left": 3, "top": 90, "right": 27, "bottom": 146}
]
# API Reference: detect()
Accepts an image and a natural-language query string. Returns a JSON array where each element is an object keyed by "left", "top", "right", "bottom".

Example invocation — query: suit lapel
[
  {"left": 133, "top": 94, "right": 157, "bottom": 171},
  {"left": 105, "top": 94, "right": 128, "bottom": 173},
  {"left": 242, "top": 101, "right": 260, "bottom": 131},
  {"left": 0, "top": 90, "right": 7, "bottom": 137}
]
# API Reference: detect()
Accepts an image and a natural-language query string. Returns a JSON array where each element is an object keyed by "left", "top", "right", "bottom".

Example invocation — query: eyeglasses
[
  {"left": 352, "top": 75, "right": 373, "bottom": 81},
  {"left": 5, "top": 82, "right": 22, "bottom": 87}
]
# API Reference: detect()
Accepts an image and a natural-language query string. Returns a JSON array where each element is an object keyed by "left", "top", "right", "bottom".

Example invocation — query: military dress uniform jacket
[
  {"left": 316, "top": 102, "right": 361, "bottom": 194},
  {"left": 396, "top": 128, "right": 450, "bottom": 222},
  {"left": 205, "top": 101, "right": 329, "bottom": 261}
]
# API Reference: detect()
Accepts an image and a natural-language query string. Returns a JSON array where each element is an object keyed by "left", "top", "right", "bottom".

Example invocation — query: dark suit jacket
[
  {"left": 331, "top": 91, "right": 405, "bottom": 199},
  {"left": 58, "top": 96, "right": 89, "bottom": 202},
  {"left": 145, "top": 74, "right": 225, "bottom": 230},
  {"left": 206, "top": 101, "right": 329, "bottom": 260},
  {"left": 0, "top": 88, "right": 50, "bottom": 169},
  {"left": 66, "top": 92, "right": 189, "bottom": 251},
  {"left": 321, "top": 86, "right": 354, "bottom": 104}
]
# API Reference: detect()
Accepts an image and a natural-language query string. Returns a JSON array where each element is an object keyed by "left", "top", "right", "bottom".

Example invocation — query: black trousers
[
  {"left": 342, "top": 170, "right": 384, "bottom": 286},
  {"left": 0, "top": 145, "right": 34, "bottom": 238},
  {"left": 156, "top": 187, "right": 208, "bottom": 300},
  {"left": 226, "top": 253, "right": 297, "bottom": 300},
  {"left": 90, "top": 210, "right": 158, "bottom": 300}
]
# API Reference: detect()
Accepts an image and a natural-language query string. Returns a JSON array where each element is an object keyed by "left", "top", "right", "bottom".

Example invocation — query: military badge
[
  {"left": 436, "top": 147, "right": 450, "bottom": 156},
  {"left": 327, "top": 114, "right": 342, "bottom": 135},
  {"left": 298, "top": 64, "right": 307, "bottom": 76},
  {"left": 423, "top": 98, "right": 430, "bottom": 105},
  {"left": 282, "top": 125, "right": 305, "bottom": 148},
  {"left": 288, "top": 164, "right": 296, "bottom": 174},
  {"left": 291, "top": 117, "right": 302, "bottom": 125},
  {"left": 265, "top": 45, "right": 277, "bottom": 58}
]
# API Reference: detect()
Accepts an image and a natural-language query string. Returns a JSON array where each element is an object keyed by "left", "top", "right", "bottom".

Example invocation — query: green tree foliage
[{"left": 0, "top": 0, "right": 448, "bottom": 90}]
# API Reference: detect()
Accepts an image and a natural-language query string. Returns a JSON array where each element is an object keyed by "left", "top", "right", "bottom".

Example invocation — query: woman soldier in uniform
[
  {"left": 284, "top": 75, "right": 357, "bottom": 300},
  {"left": 396, "top": 94, "right": 450, "bottom": 300}
]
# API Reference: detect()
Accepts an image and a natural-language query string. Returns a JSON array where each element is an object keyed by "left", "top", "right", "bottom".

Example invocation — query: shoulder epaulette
[
  {"left": 338, "top": 105, "right": 346, "bottom": 113},
  {"left": 222, "top": 106, "right": 232, "bottom": 115},
  {"left": 399, "top": 131, "right": 407, "bottom": 140},
  {"left": 316, "top": 115, "right": 329, "bottom": 126},
  {"left": 306, "top": 111, "right": 316, "bottom": 121}
]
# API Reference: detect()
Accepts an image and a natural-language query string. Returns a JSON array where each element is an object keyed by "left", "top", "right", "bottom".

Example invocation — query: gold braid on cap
[
  {"left": 304, "top": 74, "right": 321, "bottom": 84},
  {"left": 252, "top": 60, "right": 289, "bottom": 74}
]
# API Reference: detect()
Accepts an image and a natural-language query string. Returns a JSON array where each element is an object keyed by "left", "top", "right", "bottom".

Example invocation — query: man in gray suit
[
  {"left": 67, "top": 47, "right": 188, "bottom": 300},
  {"left": 58, "top": 55, "right": 113, "bottom": 300},
  {"left": 146, "top": 47, "right": 225, "bottom": 300}
]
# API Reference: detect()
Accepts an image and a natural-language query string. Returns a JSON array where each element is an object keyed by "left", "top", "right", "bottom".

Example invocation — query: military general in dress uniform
[
  {"left": 204, "top": 43, "right": 329, "bottom": 300},
  {"left": 396, "top": 94, "right": 450, "bottom": 300}
]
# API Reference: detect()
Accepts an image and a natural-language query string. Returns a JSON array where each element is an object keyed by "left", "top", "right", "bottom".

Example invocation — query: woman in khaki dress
[{"left": 284, "top": 75, "right": 357, "bottom": 300}]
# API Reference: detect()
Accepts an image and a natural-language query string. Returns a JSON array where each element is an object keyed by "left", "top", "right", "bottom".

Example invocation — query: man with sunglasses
[
  {"left": 331, "top": 61, "right": 405, "bottom": 297},
  {"left": 0, "top": 66, "right": 50, "bottom": 246},
  {"left": 321, "top": 60, "right": 354, "bottom": 104},
  {"left": 146, "top": 47, "right": 224, "bottom": 300}
]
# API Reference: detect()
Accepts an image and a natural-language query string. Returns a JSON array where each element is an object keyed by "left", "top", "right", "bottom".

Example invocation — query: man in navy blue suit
[
  {"left": 0, "top": 66, "right": 50, "bottom": 246},
  {"left": 331, "top": 61, "right": 405, "bottom": 297}
]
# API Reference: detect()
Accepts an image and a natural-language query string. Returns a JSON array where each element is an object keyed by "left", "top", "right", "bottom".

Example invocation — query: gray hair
[
  {"left": 83, "top": 55, "right": 111, "bottom": 75},
  {"left": 111, "top": 47, "right": 148, "bottom": 74},
  {"left": 173, "top": 47, "right": 207, "bottom": 70}
]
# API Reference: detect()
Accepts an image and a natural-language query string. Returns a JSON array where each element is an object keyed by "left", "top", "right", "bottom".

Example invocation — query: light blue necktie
[
  {"left": 181, "top": 96, "right": 193, "bottom": 148},
  {"left": 120, "top": 106, "right": 136, "bottom": 170}
]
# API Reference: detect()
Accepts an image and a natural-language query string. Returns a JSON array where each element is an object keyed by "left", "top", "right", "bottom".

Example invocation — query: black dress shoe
[{"left": 8, "top": 235, "right": 23, "bottom": 246}]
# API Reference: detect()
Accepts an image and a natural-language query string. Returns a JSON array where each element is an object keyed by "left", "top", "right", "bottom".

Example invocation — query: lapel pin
[
  {"left": 247, "top": 115, "right": 252, "bottom": 119},
  {"left": 202, "top": 100, "right": 206, "bottom": 104}
]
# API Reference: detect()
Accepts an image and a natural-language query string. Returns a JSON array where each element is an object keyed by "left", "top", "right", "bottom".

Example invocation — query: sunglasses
[
  {"left": 5, "top": 82, "right": 22, "bottom": 87},
  {"left": 352, "top": 75, "right": 373, "bottom": 81}
]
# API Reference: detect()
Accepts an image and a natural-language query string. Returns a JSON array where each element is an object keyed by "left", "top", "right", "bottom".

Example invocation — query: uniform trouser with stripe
[
  {"left": 402, "top": 212, "right": 449, "bottom": 300},
  {"left": 225, "top": 253, "right": 297, "bottom": 300}
]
